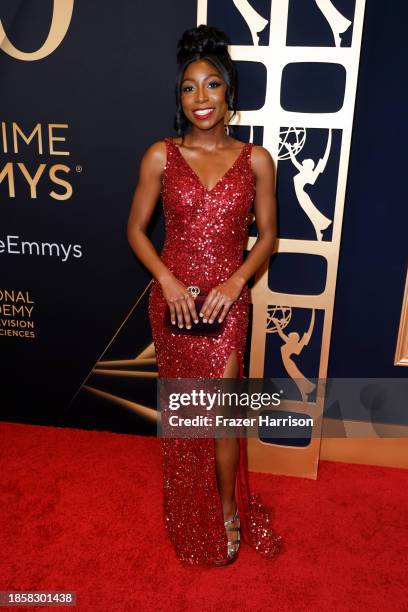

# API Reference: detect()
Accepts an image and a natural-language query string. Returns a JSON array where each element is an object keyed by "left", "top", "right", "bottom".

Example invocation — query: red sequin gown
[{"left": 148, "top": 137, "right": 281, "bottom": 566}]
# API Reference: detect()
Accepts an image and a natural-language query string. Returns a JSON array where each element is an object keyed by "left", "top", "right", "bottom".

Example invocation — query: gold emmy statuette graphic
[
  {"left": 0, "top": 0, "right": 74, "bottom": 61},
  {"left": 315, "top": 0, "right": 352, "bottom": 47},
  {"left": 284, "top": 131, "right": 333, "bottom": 242},
  {"left": 231, "top": 0, "right": 269, "bottom": 46}
]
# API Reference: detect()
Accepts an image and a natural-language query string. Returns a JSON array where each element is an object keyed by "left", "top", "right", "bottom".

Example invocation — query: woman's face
[{"left": 180, "top": 59, "right": 228, "bottom": 130}]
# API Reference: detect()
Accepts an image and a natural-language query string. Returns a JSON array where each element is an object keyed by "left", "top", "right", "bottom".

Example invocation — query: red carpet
[{"left": 0, "top": 422, "right": 407, "bottom": 612}]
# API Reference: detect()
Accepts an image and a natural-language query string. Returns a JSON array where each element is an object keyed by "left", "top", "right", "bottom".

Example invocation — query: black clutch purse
[{"left": 164, "top": 285, "right": 226, "bottom": 336}]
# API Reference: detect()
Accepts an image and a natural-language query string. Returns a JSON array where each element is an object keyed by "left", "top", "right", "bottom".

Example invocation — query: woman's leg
[{"left": 215, "top": 350, "right": 240, "bottom": 520}]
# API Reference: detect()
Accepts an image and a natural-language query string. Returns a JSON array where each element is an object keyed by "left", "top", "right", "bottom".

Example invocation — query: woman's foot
[
  {"left": 214, "top": 502, "right": 241, "bottom": 566},
  {"left": 225, "top": 506, "right": 240, "bottom": 560}
]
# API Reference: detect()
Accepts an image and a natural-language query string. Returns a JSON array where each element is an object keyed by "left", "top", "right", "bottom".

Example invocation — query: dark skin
[{"left": 127, "top": 59, "right": 277, "bottom": 550}]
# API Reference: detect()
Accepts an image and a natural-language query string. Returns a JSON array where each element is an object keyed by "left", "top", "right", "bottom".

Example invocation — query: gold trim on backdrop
[
  {"left": 69, "top": 280, "right": 154, "bottom": 407},
  {"left": 83, "top": 385, "right": 158, "bottom": 422},
  {"left": 394, "top": 267, "right": 408, "bottom": 366}
]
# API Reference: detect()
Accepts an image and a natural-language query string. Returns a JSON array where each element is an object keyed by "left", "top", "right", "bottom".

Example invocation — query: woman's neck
[{"left": 184, "top": 122, "right": 231, "bottom": 150}]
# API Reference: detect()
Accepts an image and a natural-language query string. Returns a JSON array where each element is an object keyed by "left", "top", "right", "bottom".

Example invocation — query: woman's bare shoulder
[
  {"left": 250, "top": 144, "right": 276, "bottom": 177},
  {"left": 140, "top": 139, "right": 168, "bottom": 173},
  {"left": 251, "top": 144, "right": 274, "bottom": 162},
  {"left": 143, "top": 139, "right": 167, "bottom": 158}
]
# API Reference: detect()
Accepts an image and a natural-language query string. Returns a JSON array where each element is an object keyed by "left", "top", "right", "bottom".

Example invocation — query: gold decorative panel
[
  {"left": 394, "top": 267, "right": 408, "bottom": 366},
  {"left": 198, "top": 0, "right": 367, "bottom": 478}
]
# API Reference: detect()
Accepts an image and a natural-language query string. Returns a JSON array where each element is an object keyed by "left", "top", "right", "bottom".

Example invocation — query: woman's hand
[
  {"left": 199, "top": 276, "right": 245, "bottom": 324},
  {"left": 160, "top": 274, "right": 199, "bottom": 329}
]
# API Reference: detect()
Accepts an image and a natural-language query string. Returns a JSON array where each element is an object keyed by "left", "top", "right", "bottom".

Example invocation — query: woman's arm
[
  {"left": 126, "top": 141, "right": 199, "bottom": 329},
  {"left": 200, "top": 145, "right": 277, "bottom": 324},
  {"left": 126, "top": 141, "right": 171, "bottom": 284}
]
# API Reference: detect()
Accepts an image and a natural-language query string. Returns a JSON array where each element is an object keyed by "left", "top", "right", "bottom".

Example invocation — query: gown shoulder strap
[
  {"left": 163, "top": 137, "right": 177, "bottom": 174},
  {"left": 245, "top": 141, "right": 254, "bottom": 173}
]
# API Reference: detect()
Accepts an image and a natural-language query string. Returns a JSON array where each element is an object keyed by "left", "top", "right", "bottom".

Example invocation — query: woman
[{"left": 127, "top": 24, "right": 281, "bottom": 567}]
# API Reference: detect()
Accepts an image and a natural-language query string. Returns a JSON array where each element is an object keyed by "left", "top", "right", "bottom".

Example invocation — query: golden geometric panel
[
  {"left": 394, "top": 267, "right": 408, "bottom": 366},
  {"left": 198, "top": 0, "right": 367, "bottom": 479}
]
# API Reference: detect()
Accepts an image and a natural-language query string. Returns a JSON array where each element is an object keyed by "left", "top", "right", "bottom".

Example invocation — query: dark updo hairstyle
[{"left": 175, "top": 24, "right": 237, "bottom": 136}]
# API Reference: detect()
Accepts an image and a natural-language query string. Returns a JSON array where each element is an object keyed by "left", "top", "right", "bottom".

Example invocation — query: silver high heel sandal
[
  {"left": 226, "top": 508, "right": 241, "bottom": 559},
  {"left": 214, "top": 508, "right": 241, "bottom": 566}
]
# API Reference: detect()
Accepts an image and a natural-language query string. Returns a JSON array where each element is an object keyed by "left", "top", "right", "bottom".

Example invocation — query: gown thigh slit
[{"left": 148, "top": 137, "right": 282, "bottom": 566}]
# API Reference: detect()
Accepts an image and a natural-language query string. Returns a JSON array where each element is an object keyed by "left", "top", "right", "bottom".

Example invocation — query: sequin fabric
[{"left": 148, "top": 137, "right": 282, "bottom": 566}]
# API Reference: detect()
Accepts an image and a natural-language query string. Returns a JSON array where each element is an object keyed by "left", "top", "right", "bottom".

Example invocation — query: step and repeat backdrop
[{"left": 1, "top": 1, "right": 407, "bottom": 477}]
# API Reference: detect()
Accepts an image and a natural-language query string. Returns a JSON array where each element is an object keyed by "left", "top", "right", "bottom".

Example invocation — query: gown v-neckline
[{"left": 168, "top": 138, "right": 248, "bottom": 194}]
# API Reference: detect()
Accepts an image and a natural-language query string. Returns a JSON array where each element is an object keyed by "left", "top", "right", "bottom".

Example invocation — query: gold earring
[{"left": 224, "top": 112, "right": 231, "bottom": 135}]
